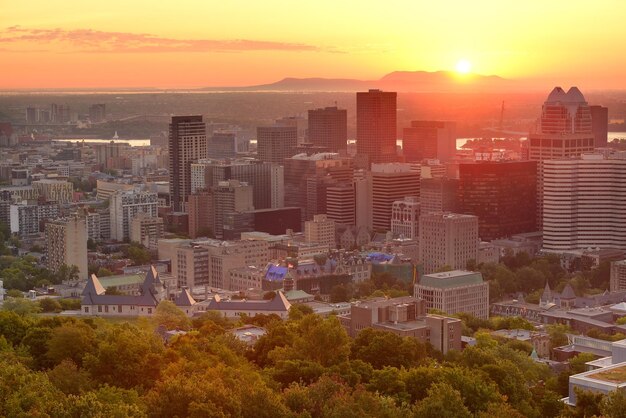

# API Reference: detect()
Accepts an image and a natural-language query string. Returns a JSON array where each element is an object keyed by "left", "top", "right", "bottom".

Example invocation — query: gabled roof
[
  {"left": 206, "top": 291, "right": 291, "bottom": 312},
  {"left": 81, "top": 267, "right": 161, "bottom": 307}
]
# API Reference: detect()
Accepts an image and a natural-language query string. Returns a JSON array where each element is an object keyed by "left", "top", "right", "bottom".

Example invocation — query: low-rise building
[
  {"left": 415, "top": 270, "right": 489, "bottom": 319},
  {"left": 338, "top": 296, "right": 462, "bottom": 354}
]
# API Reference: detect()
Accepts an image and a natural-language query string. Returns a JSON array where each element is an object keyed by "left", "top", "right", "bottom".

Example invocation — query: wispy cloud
[{"left": 0, "top": 26, "right": 324, "bottom": 53}]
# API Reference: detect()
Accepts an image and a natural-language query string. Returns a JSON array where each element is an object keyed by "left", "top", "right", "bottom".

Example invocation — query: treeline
[
  {"left": 0, "top": 302, "right": 622, "bottom": 417},
  {"left": 473, "top": 251, "right": 611, "bottom": 303}
]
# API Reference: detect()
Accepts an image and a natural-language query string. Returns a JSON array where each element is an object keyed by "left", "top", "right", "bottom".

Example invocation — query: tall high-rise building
[
  {"left": 356, "top": 89, "right": 397, "bottom": 166},
  {"left": 89, "top": 104, "right": 106, "bottom": 123},
  {"left": 169, "top": 115, "right": 207, "bottom": 212},
  {"left": 130, "top": 213, "right": 164, "bottom": 250},
  {"left": 403, "top": 121, "right": 456, "bottom": 163},
  {"left": 459, "top": 161, "right": 538, "bottom": 241},
  {"left": 391, "top": 197, "right": 420, "bottom": 239},
  {"left": 191, "top": 159, "right": 283, "bottom": 210},
  {"left": 420, "top": 178, "right": 460, "bottom": 216},
  {"left": 326, "top": 184, "right": 356, "bottom": 226},
  {"left": 284, "top": 153, "right": 353, "bottom": 221},
  {"left": 543, "top": 154, "right": 626, "bottom": 251},
  {"left": 419, "top": 213, "right": 479, "bottom": 274},
  {"left": 208, "top": 132, "right": 237, "bottom": 159},
  {"left": 257, "top": 126, "right": 298, "bottom": 164},
  {"left": 45, "top": 216, "right": 88, "bottom": 280},
  {"left": 213, "top": 180, "right": 254, "bottom": 239},
  {"left": 109, "top": 190, "right": 159, "bottom": 241},
  {"left": 528, "top": 87, "right": 596, "bottom": 228},
  {"left": 370, "top": 163, "right": 419, "bottom": 231},
  {"left": 590, "top": 105, "right": 609, "bottom": 148},
  {"left": 528, "top": 87, "right": 595, "bottom": 161},
  {"left": 308, "top": 107, "right": 348, "bottom": 153},
  {"left": 188, "top": 189, "right": 214, "bottom": 239}
]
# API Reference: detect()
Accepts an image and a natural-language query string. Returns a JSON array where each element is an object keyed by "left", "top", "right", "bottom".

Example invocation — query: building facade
[
  {"left": 257, "top": 126, "right": 298, "bottom": 164},
  {"left": 370, "top": 163, "right": 420, "bottom": 232},
  {"left": 459, "top": 161, "right": 538, "bottom": 241},
  {"left": 415, "top": 270, "right": 489, "bottom": 319},
  {"left": 45, "top": 216, "right": 88, "bottom": 280},
  {"left": 356, "top": 89, "right": 397, "bottom": 166},
  {"left": 403, "top": 120, "right": 456, "bottom": 163},
  {"left": 391, "top": 196, "right": 420, "bottom": 239},
  {"left": 169, "top": 115, "right": 207, "bottom": 212},
  {"left": 308, "top": 106, "right": 348, "bottom": 153},
  {"left": 109, "top": 190, "right": 159, "bottom": 241},
  {"left": 543, "top": 154, "right": 626, "bottom": 251},
  {"left": 419, "top": 212, "right": 478, "bottom": 274}
]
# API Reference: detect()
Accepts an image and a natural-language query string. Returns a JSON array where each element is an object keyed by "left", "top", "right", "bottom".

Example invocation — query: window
[
  {"left": 148, "top": 308, "right": 152, "bottom": 314},
  {"left": 98, "top": 305, "right": 102, "bottom": 313},
  {"left": 84, "top": 306, "right": 89, "bottom": 313}
]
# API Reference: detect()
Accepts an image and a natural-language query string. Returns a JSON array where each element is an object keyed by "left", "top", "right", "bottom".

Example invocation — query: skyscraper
[
  {"left": 419, "top": 213, "right": 479, "bottom": 274},
  {"left": 590, "top": 105, "right": 609, "bottom": 148},
  {"left": 257, "top": 126, "right": 298, "bottom": 164},
  {"left": 459, "top": 161, "right": 537, "bottom": 241},
  {"left": 169, "top": 115, "right": 207, "bottom": 212},
  {"left": 370, "top": 163, "right": 420, "bottom": 231},
  {"left": 308, "top": 106, "right": 348, "bottom": 153},
  {"left": 528, "top": 87, "right": 595, "bottom": 228},
  {"left": 528, "top": 87, "right": 594, "bottom": 161},
  {"left": 356, "top": 89, "right": 397, "bottom": 166},
  {"left": 403, "top": 121, "right": 456, "bottom": 163},
  {"left": 190, "top": 159, "right": 284, "bottom": 210},
  {"left": 213, "top": 180, "right": 254, "bottom": 239},
  {"left": 45, "top": 216, "right": 88, "bottom": 280},
  {"left": 543, "top": 154, "right": 626, "bottom": 251}
]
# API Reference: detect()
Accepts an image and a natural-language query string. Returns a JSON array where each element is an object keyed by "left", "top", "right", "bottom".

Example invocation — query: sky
[{"left": 1, "top": 0, "right": 625, "bottom": 89}]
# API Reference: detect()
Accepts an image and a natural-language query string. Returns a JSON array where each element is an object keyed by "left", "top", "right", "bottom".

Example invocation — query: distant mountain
[{"left": 200, "top": 70, "right": 517, "bottom": 92}]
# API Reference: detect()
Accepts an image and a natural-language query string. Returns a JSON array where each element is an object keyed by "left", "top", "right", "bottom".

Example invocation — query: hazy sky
[{"left": 1, "top": 0, "right": 624, "bottom": 89}]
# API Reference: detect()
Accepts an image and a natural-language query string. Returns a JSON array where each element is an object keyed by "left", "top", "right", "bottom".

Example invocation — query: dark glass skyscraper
[{"left": 169, "top": 115, "right": 207, "bottom": 212}]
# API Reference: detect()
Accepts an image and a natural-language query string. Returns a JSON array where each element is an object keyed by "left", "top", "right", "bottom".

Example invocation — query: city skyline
[{"left": 2, "top": 0, "right": 626, "bottom": 89}]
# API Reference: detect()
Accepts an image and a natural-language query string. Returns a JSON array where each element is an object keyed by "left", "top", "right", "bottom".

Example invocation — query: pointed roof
[
  {"left": 83, "top": 274, "right": 106, "bottom": 296},
  {"left": 206, "top": 291, "right": 292, "bottom": 313},
  {"left": 141, "top": 265, "right": 163, "bottom": 298},
  {"left": 530, "top": 348, "right": 539, "bottom": 360},
  {"left": 541, "top": 281, "right": 553, "bottom": 302},
  {"left": 175, "top": 287, "right": 196, "bottom": 307},
  {"left": 561, "top": 283, "right": 576, "bottom": 300}
]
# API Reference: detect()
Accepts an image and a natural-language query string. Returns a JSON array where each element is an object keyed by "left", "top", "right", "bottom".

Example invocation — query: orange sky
[{"left": 1, "top": 0, "right": 625, "bottom": 89}]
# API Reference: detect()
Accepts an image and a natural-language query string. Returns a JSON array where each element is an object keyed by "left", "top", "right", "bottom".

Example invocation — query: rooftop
[
  {"left": 589, "top": 365, "right": 626, "bottom": 383},
  {"left": 419, "top": 270, "right": 484, "bottom": 289}
]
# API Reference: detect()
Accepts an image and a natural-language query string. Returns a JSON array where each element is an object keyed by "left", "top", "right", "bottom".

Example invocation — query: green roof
[
  {"left": 284, "top": 290, "right": 313, "bottom": 301},
  {"left": 98, "top": 274, "right": 145, "bottom": 288},
  {"left": 419, "top": 270, "right": 484, "bottom": 289}
]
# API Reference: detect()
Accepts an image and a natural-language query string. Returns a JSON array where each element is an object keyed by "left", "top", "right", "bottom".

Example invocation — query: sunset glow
[
  {"left": 455, "top": 60, "right": 472, "bottom": 75},
  {"left": 1, "top": 0, "right": 625, "bottom": 89}
]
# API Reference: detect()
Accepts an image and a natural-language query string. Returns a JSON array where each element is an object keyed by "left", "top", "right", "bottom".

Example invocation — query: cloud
[{"left": 0, "top": 26, "right": 324, "bottom": 53}]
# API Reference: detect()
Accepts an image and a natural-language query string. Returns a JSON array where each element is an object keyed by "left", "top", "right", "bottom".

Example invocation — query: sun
[{"left": 455, "top": 59, "right": 472, "bottom": 74}]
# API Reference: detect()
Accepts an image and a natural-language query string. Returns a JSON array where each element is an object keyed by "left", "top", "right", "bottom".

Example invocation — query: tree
[
  {"left": 153, "top": 300, "right": 191, "bottom": 331},
  {"left": 412, "top": 382, "right": 472, "bottom": 418},
  {"left": 351, "top": 328, "right": 427, "bottom": 369},
  {"left": 46, "top": 322, "right": 97, "bottom": 367},
  {"left": 83, "top": 324, "right": 164, "bottom": 389},
  {"left": 2, "top": 297, "right": 42, "bottom": 316},
  {"left": 47, "top": 359, "right": 94, "bottom": 395},
  {"left": 39, "top": 298, "right": 62, "bottom": 313},
  {"left": 105, "top": 286, "right": 123, "bottom": 295},
  {"left": 126, "top": 242, "right": 152, "bottom": 265},
  {"left": 330, "top": 284, "right": 350, "bottom": 302},
  {"left": 97, "top": 267, "right": 114, "bottom": 277},
  {"left": 600, "top": 388, "right": 626, "bottom": 418},
  {"left": 6, "top": 289, "right": 23, "bottom": 298}
]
